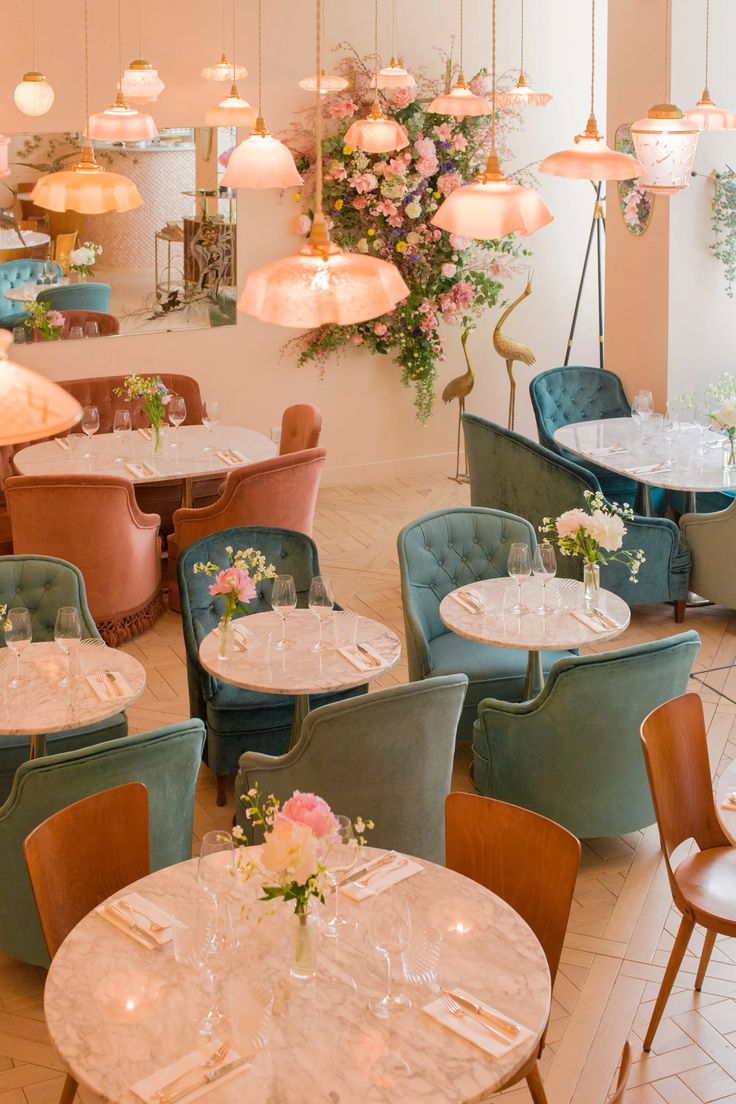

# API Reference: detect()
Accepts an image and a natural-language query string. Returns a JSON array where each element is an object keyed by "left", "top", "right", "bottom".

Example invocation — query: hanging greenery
[{"left": 710, "top": 170, "right": 736, "bottom": 298}]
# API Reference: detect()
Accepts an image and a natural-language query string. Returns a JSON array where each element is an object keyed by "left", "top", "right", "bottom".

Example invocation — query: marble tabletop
[
  {"left": 440, "top": 577, "right": 630, "bottom": 652},
  {"left": 199, "top": 610, "right": 401, "bottom": 696},
  {"left": 0, "top": 641, "right": 145, "bottom": 737},
  {"left": 554, "top": 417, "right": 736, "bottom": 495},
  {"left": 4, "top": 277, "right": 70, "bottom": 303},
  {"left": 13, "top": 425, "right": 277, "bottom": 486},
  {"left": 45, "top": 849, "right": 551, "bottom": 1104},
  {"left": 715, "top": 759, "right": 736, "bottom": 845}
]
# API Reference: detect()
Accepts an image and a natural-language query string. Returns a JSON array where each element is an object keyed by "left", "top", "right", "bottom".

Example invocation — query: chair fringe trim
[{"left": 96, "top": 587, "right": 165, "bottom": 646}]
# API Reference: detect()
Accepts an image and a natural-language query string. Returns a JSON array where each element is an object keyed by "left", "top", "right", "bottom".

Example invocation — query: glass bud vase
[
  {"left": 151, "top": 422, "right": 164, "bottom": 455},
  {"left": 723, "top": 433, "right": 736, "bottom": 474},
  {"left": 290, "top": 903, "right": 318, "bottom": 982},
  {"left": 583, "top": 561, "right": 600, "bottom": 608},
  {"left": 217, "top": 616, "right": 233, "bottom": 661}
]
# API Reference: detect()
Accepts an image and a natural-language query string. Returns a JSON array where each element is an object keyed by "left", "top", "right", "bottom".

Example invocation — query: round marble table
[
  {"left": 553, "top": 417, "right": 736, "bottom": 516},
  {"left": 440, "top": 577, "right": 630, "bottom": 698},
  {"left": 715, "top": 759, "right": 736, "bottom": 845},
  {"left": 45, "top": 850, "right": 551, "bottom": 1103},
  {"left": 0, "top": 641, "right": 146, "bottom": 758},
  {"left": 199, "top": 610, "right": 401, "bottom": 747},
  {"left": 13, "top": 425, "right": 277, "bottom": 509}
]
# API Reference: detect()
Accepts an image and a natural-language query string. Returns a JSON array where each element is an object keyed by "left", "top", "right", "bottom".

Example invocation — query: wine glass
[
  {"left": 198, "top": 831, "right": 236, "bottom": 902},
  {"left": 533, "top": 543, "right": 557, "bottom": 615},
  {"left": 202, "top": 399, "right": 220, "bottom": 453},
  {"left": 68, "top": 325, "right": 84, "bottom": 341},
  {"left": 175, "top": 898, "right": 236, "bottom": 1037},
  {"left": 271, "top": 574, "right": 297, "bottom": 651},
  {"left": 321, "top": 815, "right": 357, "bottom": 938},
  {"left": 368, "top": 894, "right": 412, "bottom": 1018},
  {"left": 54, "top": 607, "right": 81, "bottom": 689},
  {"left": 631, "top": 390, "right": 654, "bottom": 451},
  {"left": 507, "top": 542, "right": 531, "bottom": 616},
  {"left": 112, "top": 408, "right": 132, "bottom": 463},
  {"left": 4, "top": 608, "right": 32, "bottom": 690},
  {"left": 81, "top": 404, "right": 100, "bottom": 459},
  {"left": 84, "top": 321, "right": 99, "bottom": 339},
  {"left": 168, "top": 395, "right": 186, "bottom": 448},
  {"left": 308, "top": 576, "right": 334, "bottom": 653}
]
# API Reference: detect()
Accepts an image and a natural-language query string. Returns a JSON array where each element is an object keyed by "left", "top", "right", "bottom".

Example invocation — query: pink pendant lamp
[
  {"left": 370, "top": 0, "right": 415, "bottom": 91},
  {"left": 222, "top": 0, "right": 302, "bottom": 189},
  {"left": 119, "top": 0, "right": 165, "bottom": 104},
  {"left": 494, "top": 0, "right": 551, "bottom": 107},
  {"left": 88, "top": 0, "right": 157, "bottom": 143},
  {"left": 205, "top": 0, "right": 256, "bottom": 128},
  {"left": 344, "top": 0, "right": 409, "bottom": 153},
  {"left": 202, "top": 0, "right": 247, "bottom": 80},
  {"left": 300, "top": 1, "right": 348, "bottom": 93},
  {"left": 432, "top": 0, "right": 553, "bottom": 240},
  {"left": 539, "top": 0, "right": 642, "bottom": 181},
  {"left": 686, "top": 0, "right": 736, "bottom": 130},
  {"left": 0, "top": 333, "right": 82, "bottom": 445},
  {"left": 239, "top": 0, "right": 409, "bottom": 329},
  {"left": 428, "top": 0, "right": 492, "bottom": 118}
]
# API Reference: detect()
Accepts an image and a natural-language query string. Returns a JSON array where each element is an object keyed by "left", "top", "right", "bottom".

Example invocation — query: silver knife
[
  {"left": 448, "top": 991, "right": 519, "bottom": 1038},
  {"left": 159, "top": 1057, "right": 250, "bottom": 1104},
  {"left": 336, "top": 850, "right": 397, "bottom": 888}
]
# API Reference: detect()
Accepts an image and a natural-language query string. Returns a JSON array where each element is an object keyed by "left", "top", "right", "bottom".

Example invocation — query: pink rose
[
  {"left": 350, "top": 172, "right": 378, "bottom": 194},
  {"left": 373, "top": 161, "right": 389, "bottom": 177},
  {"left": 416, "top": 155, "right": 439, "bottom": 178},
  {"left": 352, "top": 196, "right": 367, "bottom": 209},
  {"left": 374, "top": 322, "right": 388, "bottom": 336},
  {"left": 48, "top": 311, "right": 64, "bottom": 327},
  {"left": 281, "top": 791, "right": 339, "bottom": 840},
  {"left": 391, "top": 86, "right": 415, "bottom": 109},
  {"left": 351, "top": 333, "right": 364, "bottom": 345},
  {"left": 415, "top": 136, "right": 437, "bottom": 160},
  {"left": 434, "top": 122, "right": 452, "bottom": 142},
  {"left": 208, "top": 567, "right": 257, "bottom": 604},
  {"left": 441, "top": 263, "right": 457, "bottom": 278},
  {"left": 218, "top": 146, "right": 234, "bottom": 168},
  {"left": 328, "top": 98, "right": 358, "bottom": 120},
  {"left": 450, "top": 233, "right": 472, "bottom": 250},
  {"left": 438, "top": 172, "right": 461, "bottom": 196}
]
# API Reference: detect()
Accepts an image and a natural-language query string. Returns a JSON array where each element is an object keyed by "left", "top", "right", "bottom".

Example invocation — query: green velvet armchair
[
  {"left": 0, "top": 555, "right": 128, "bottom": 803},
  {"left": 679, "top": 500, "right": 736, "bottom": 610},
  {"left": 236, "top": 675, "right": 468, "bottom": 864},
  {"left": 462, "top": 413, "right": 691, "bottom": 616},
  {"left": 473, "top": 631, "right": 700, "bottom": 838},
  {"left": 0, "top": 719, "right": 205, "bottom": 965},
  {"left": 397, "top": 507, "right": 575, "bottom": 739}
]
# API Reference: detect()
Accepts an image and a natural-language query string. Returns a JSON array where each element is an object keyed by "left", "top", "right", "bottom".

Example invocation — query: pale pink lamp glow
[
  {"left": 31, "top": 145, "right": 143, "bottom": 214},
  {"left": 631, "top": 106, "right": 700, "bottom": 194},
  {"left": 88, "top": 92, "right": 158, "bottom": 143},
  {"left": 344, "top": 102, "right": 409, "bottom": 154},
  {"left": 222, "top": 121, "right": 303, "bottom": 189},
  {"left": 202, "top": 54, "right": 247, "bottom": 81},
  {"left": 686, "top": 89, "right": 736, "bottom": 131},
  {"left": 205, "top": 84, "right": 258, "bottom": 128},
  {"left": 14, "top": 72, "right": 55, "bottom": 117},
  {"left": 0, "top": 136, "right": 9, "bottom": 179},
  {"left": 540, "top": 115, "right": 643, "bottom": 181},
  {"left": 495, "top": 74, "right": 552, "bottom": 107},
  {"left": 299, "top": 70, "right": 348, "bottom": 94},
  {"left": 0, "top": 332, "right": 82, "bottom": 445},
  {"left": 433, "top": 153, "right": 553, "bottom": 239},
  {"left": 371, "top": 60, "right": 416, "bottom": 91},
  {"left": 428, "top": 79, "right": 492, "bottom": 119}
]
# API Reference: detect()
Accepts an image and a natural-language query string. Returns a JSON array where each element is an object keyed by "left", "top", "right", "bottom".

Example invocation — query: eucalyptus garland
[{"left": 711, "top": 171, "right": 736, "bottom": 298}]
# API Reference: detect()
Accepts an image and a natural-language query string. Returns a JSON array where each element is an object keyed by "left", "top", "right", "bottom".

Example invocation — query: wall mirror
[{"left": 0, "top": 127, "right": 237, "bottom": 342}]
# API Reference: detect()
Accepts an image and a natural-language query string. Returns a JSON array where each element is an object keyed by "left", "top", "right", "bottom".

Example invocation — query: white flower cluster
[{"left": 228, "top": 546, "right": 277, "bottom": 583}]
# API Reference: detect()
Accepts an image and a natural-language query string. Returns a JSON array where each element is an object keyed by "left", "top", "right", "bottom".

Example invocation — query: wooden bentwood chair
[
  {"left": 445, "top": 793, "right": 581, "bottom": 1104},
  {"left": 640, "top": 693, "right": 736, "bottom": 1051},
  {"left": 24, "top": 783, "right": 151, "bottom": 1104},
  {"left": 608, "top": 1041, "right": 632, "bottom": 1101}
]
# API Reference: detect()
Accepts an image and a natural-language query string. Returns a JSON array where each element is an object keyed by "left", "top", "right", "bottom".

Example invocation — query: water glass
[
  {"left": 672, "top": 437, "right": 694, "bottom": 472},
  {"left": 402, "top": 923, "right": 443, "bottom": 996},
  {"left": 68, "top": 325, "right": 84, "bottom": 341},
  {"left": 271, "top": 574, "right": 297, "bottom": 651},
  {"left": 202, "top": 399, "right": 220, "bottom": 452},
  {"left": 532, "top": 543, "right": 557, "bottom": 615},
  {"left": 12, "top": 323, "right": 26, "bottom": 345},
  {"left": 507, "top": 542, "right": 531, "bottom": 615},
  {"left": 368, "top": 895, "right": 412, "bottom": 1019},
  {"left": 631, "top": 391, "right": 654, "bottom": 450},
  {"left": 321, "top": 815, "right": 356, "bottom": 938},
  {"left": 84, "top": 321, "right": 99, "bottom": 339},
  {"left": 54, "top": 606, "right": 81, "bottom": 689},
  {"left": 168, "top": 395, "right": 186, "bottom": 448},
  {"left": 308, "top": 576, "right": 334, "bottom": 653},
  {"left": 81, "top": 404, "right": 100, "bottom": 458},
  {"left": 112, "top": 408, "right": 132, "bottom": 463},
  {"left": 4, "top": 608, "right": 32, "bottom": 690}
]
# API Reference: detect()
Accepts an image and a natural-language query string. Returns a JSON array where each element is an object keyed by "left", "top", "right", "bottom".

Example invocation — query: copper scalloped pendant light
[
  {"left": 429, "top": 0, "right": 492, "bottom": 118},
  {"left": 119, "top": 0, "right": 165, "bottom": 104},
  {"left": 31, "top": 0, "right": 143, "bottom": 214},
  {"left": 494, "top": 0, "right": 551, "bottom": 107},
  {"left": 88, "top": 0, "right": 157, "bottom": 143},
  {"left": 370, "top": 0, "right": 415, "bottom": 91},
  {"left": 239, "top": 0, "right": 409, "bottom": 328},
  {"left": 343, "top": 0, "right": 409, "bottom": 153},
  {"left": 13, "top": 0, "right": 55, "bottom": 117},
  {"left": 539, "top": 0, "right": 641, "bottom": 180},
  {"left": 686, "top": 0, "right": 736, "bottom": 130},
  {"left": 0, "top": 332, "right": 82, "bottom": 446},
  {"left": 205, "top": 0, "right": 256, "bottom": 126},
  {"left": 201, "top": 0, "right": 247, "bottom": 80},
  {"left": 432, "top": 0, "right": 553, "bottom": 240},
  {"left": 300, "top": 0, "right": 348, "bottom": 94},
  {"left": 221, "top": 0, "right": 302, "bottom": 189}
]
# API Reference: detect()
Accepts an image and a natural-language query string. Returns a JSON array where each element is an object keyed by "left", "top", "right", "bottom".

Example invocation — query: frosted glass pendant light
[
  {"left": 344, "top": 0, "right": 409, "bottom": 153},
  {"left": 428, "top": 0, "right": 491, "bottom": 118},
  {"left": 13, "top": 0, "right": 55, "bottom": 116},
  {"left": 119, "top": 0, "right": 165, "bottom": 104}
]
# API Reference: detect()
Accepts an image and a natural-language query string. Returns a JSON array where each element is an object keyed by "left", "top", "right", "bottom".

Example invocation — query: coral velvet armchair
[{"left": 279, "top": 404, "right": 322, "bottom": 454}]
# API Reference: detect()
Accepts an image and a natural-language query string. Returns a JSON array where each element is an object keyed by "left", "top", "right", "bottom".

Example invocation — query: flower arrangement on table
[
  {"left": 706, "top": 371, "right": 736, "bottom": 469},
  {"left": 193, "top": 546, "right": 277, "bottom": 658},
  {"left": 23, "top": 301, "right": 63, "bottom": 341},
  {"left": 114, "top": 373, "right": 171, "bottom": 453},
  {"left": 282, "top": 50, "right": 529, "bottom": 422},
  {"left": 69, "top": 241, "right": 103, "bottom": 281},
  {"left": 541, "top": 490, "right": 645, "bottom": 602}
]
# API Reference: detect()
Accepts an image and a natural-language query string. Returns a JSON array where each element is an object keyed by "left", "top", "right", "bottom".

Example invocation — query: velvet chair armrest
[{"left": 599, "top": 512, "right": 689, "bottom": 602}]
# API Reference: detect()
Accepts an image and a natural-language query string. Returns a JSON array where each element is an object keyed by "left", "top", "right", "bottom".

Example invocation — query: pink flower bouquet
[
  {"left": 193, "top": 546, "right": 277, "bottom": 652},
  {"left": 540, "top": 490, "right": 645, "bottom": 584}
]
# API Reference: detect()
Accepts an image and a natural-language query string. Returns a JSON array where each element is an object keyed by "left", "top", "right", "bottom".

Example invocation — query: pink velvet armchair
[
  {"left": 167, "top": 448, "right": 326, "bottom": 611},
  {"left": 5, "top": 475, "right": 163, "bottom": 645},
  {"left": 279, "top": 405, "right": 322, "bottom": 455}
]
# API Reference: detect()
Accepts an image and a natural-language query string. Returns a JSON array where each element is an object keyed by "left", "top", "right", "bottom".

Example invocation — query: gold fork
[
  {"left": 439, "top": 991, "right": 509, "bottom": 1044},
  {"left": 116, "top": 899, "right": 167, "bottom": 934},
  {"left": 154, "top": 1043, "right": 230, "bottom": 1100}
]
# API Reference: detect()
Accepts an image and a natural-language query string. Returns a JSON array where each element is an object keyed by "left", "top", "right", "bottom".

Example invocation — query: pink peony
[
  {"left": 434, "top": 122, "right": 453, "bottom": 142},
  {"left": 415, "top": 136, "right": 437, "bottom": 160},
  {"left": 350, "top": 172, "right": 378, "bottom": 194},
  {"left": 260, "top": 817, "right": 318, "bottom": 885},
  {"left": 441, "top": 263, "right": 457, "bottom": 278},
  {"left": 281, "top": 791, "right": 339, "bottom": 839},
  {"left": 351, "top": 333, "right": 364, "bottom": 346},
  {"left": 555, "top": 509, "right": 590, "bottom": 538},
  {"left": 352, "top": 195, "right": 367, "bottom": 209},
  {"left": 391, "top": 86, "right": 415, "bottom": 109},
  {"left": 329, "top": 98, "right": 358, "bottom": 120},
  {"left": 450, "top": 233, "right": 472, "bottom": 250},
  {"left": 416, "top": 155, "right": 439, "bottom": 178},
  {"left": 438, "top": 172, "right": 461, "bottom": 196},
  {"left": 374, "top": 322, "right": 388, "bottom": 337},
  {"left": 452, "top": 134, "right": 468, "bottom": 151},
  {"left": 209, "top": 567, "right": 257, "bottom": 604},
  {"left": 48, "top": 311, "right": 65, "bottom": 328}
]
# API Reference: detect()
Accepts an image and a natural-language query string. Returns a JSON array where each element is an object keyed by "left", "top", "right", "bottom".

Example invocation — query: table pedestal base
[
  {"left": 523, "top": 651, "right": 544, "bottom": 700},
  {"left": 29, "top": 733, "right": 47, "bottom": 759},
  {"left": 289, "top": 693, "right": 310, "bottom": 750}
]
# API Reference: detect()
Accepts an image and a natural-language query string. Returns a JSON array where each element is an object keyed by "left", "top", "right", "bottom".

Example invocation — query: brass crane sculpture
[
  {"left": 492, "top": 274, "right": 536, "bottom": 431},
  {"left": 442, "top": 325, "right": 474, "bottom": 483}
]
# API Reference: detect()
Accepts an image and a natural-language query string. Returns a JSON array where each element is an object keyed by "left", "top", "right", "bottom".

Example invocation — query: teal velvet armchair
[
  {"left": 0, "top": 719, "right": 205, "bottom": 965},
  {"left": 236, "top": 675, "right": 468, "bottom": 864},
  {"left": 462, "top": 413, "right": 691, "bottom": 616},
  {"left": 0, "top": 555, "right": 128, "bottom": 802},
  {"left": 397, "top": 507, "right": 575, "bottom": 739},
  {"left": 178, "top": 527, "right": 366, "bottom": 805},
  {"left": 473, "top": 631, "right": 700, "bottom": 838}
]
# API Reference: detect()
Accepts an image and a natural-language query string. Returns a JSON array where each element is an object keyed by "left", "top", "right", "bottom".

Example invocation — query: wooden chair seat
[{"left": 675, "top": 847, "right": 736, "bottom": 927}]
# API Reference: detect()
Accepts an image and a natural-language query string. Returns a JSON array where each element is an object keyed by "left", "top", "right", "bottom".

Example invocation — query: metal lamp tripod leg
[{"left": 564, "top": 181, "right": 606, "bottom": 370}]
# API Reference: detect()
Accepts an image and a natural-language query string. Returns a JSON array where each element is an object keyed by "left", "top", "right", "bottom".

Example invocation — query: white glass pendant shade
[
  {"left": 201, "top": 53, "right": 247, "bottom": 81},
  {"left": 30, "top": 145, "right": 143, "bottom": 214},
  {"left": 432, "top": 152, "right": 553, "bottom": 239},
  {"left": 88, "top": 92, "right": 157, "bottom": 142},
  {"left": 631, "top": 104, "right": 700, "bottom": 194},
  {"left": 299, "top": 69, "right": 348, "bottom": 94},
  {"left": 344, "top": 102, "right": 409, "bottom": 153},
  {"left": 120, "top": 59, "right": 165, "bottom": 104},
  {"left": 221, "top": 120, "right": 303, "bottom": 189},
  {"left": 495, "top": 73, "right": 552, "bottom": 107},
  {"left": 205, "top": 84, "right": 258, "bottom": 127},
  {"left": 0, "top": 332, "right": 82, "bottom": 444},
  {"left": 539, "top": 115, "right": 642, "bottom": 181},
  {"left": 371, "top": 59, "right": 416, "bottom": 91},
  {"left": 13, "top": 71, "right": 55, "bottom": 116},
  {"left": 428, "top": 77, "right": 492, "bottom": 118},
  {"left": 0, "top": 136, "right": 9, "bottom": 179},
  {"left": 686, "top": 88, "right": 736, "bottom": 130}
]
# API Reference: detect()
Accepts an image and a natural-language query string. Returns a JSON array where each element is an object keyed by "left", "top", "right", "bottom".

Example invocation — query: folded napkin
[
  {"left": 342, "top": 854, "right": 423, "bottom": 902},
  {"left": 627, "top": 462, "right": 671, "bottom": 476},
  {"left": 125, "top": 461, "right": 156, "bottom": 478},
  {"left": 96, "top": 892, "right": 174, "bottom": 950},
  {"left": 338, "top": 642, "right": 385, "bottom": 672},
  {"left": 215, "top": 449, "right": 248, "bottom": 466},
  {"left": 54, "top": 437, "right": 70, "bottom": 451},
  {"left": 423, "top": 989, "right": 532, "bottom": 1058},
  {"left": 138, "top": 427, "right": 152, "bottom": 441},
  {"left": 131, "top": 1042, "right": 249, "bottom": 1104},
  {"left": 589, "top": 445, "right": 626, "bottom": 457},
  {"left": 568, "top": 610, "right": 618, "bottom": 634},
  {"left": 721, "top": 792, "right": 736, "bottom": 810},
  {"left": 450, "top": 588, "right": 485, "bottom": 614},
  {"left": 86, "top": 670, "right": 133, "bottom": 701}
]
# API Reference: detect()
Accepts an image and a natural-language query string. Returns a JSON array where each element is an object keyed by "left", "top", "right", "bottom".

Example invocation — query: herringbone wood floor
[{"left": 3, "top": 471, "right": 736, "bottom": 1104}]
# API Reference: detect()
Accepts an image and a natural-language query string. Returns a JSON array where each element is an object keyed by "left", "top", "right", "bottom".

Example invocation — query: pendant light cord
[
  {"left": 138, "top": 0, "right": 143, "bottom": 58},
  {"left": 257, "top": 0, "right": 263, "bottom": 111},
  {"left": 590, "top": 0, "right": 596, "bottom": 119},
  {"left": 117, "top": 0, "right": 124, "bottom": 85},
  {"left": 664, "top": 0, "right": 671, "bottom": 101},
  {"left": 84, "top": 0, "right": 90, "bottom": 137},
  {"left": 459, "top": 0, "right": 464, "bottom": 78},
  {"left": 232, "top": 0, "right": 237, "bottom": 83},
  {"left": 705, "top": 0, "right": 710, "bottom": 88},
  {"left": 392, "top": 0, "right": 397, "bottom": 60},
  {"left": 519, "top": 0, "right": 524, "bottom": 75},
  {"left": 31, "top": 0, "right": 37, "bottom": 71},
  {"left": 222, "top": 0, "right": 227, "bottom": 57},
  {"left": 315, "top": 0, "right": 324, "bottom": 216},
  {"left": 491, "top": 0, "right": 496, "bottom": 149},
  {"left": 374, "top": 0, "right": 380, "bottom": 92}
]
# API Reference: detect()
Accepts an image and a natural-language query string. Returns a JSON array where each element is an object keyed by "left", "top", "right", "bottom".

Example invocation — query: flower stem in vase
[
  {"left": 583, "top": 561, "right": 600, "bottom": 608},
  {"left": 217, "top": 616, "right": 233, "bottom": 661},
  {"left": 151, "top": 422, "right": 163, "bottom": 454},
  {"left": 291, "top": 902, "right": 318, "bottom": 982}
]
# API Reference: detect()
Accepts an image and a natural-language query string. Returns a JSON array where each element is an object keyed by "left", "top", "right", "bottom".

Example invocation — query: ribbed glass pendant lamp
[
  {"left": 494, "top": 0, "right": 551, "bottom": 107},
  {"left": 119, "top": 0, "right": 165, "bottom": 104},
  {"left": 539, "top": 0, "right": 642, "bottom": 180},
  {"left": 88, "top": 0, "right": 157, "bottom": 142},
  {"left": 205, "top": 0, "right": 256, "bottom": 127},
  {"left": 432, "top": 0, "right": 553, "bottom": 239},
  {"left": 13, "top": 0, "right": 55, "bottom": 117},
  {"left": 202, "top": 0, "right": 247, "bottom": 80},
  {"left": 0, "top": 332, "right": 82, "bottom": 445},
  {"left": 686, "top": 0, "right": 736, "bottom": 130},
  {"left": 300, "top": 0, "right": 348, "bottom": 93},
  {"left": 344, "top": 0, "right": 409, "bottom": 153},
  {"left": 370, "top": 0, "right": 415, "bottom": 91},
  {"left": 222, "top": 0, "right": 302, "bottom": 189},
  {"left": 428, "top": 0, "right": 492, "bottom": 118},
  {"left": 239, "top": 0, "right": 409, "bottom": 328}
]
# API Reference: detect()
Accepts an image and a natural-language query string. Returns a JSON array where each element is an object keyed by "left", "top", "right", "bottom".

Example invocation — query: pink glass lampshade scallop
[
  {"left": 30, "top": 146, "right": 143, "bottom": 214},
  {"left": 686, "top": 89, "right": 736, "bottom": 130},
  {"left": 344, "top": 107, "right": 409, "bottom": 154},
  {"left": 428, "top": 80, "right": 492, "bottom": 119},
  {"left": 495, "top": 74, "right": 552, "bottom": 107},
  {"left": 371, "top": 61, "right": 416, "bottom": 91},
  {"left": 433, "top": 154, "right": 553, "bottom": 239},
  {"left": 0, "top": 332, "right": 82, "bottom": 445},
  {"left": 299, "top": 70, "right": 348, "bottom": 94},
  {"left": 539, "top": 117, "right": 643, "bottom": 181},
  {"left": 201, "top": 55, "right": 247, "bottom": 81},
  {"left": 87, "top": 96, "right": 158, "bottom": 143},
  {"left": 205, "top": 85, "right": 258, "bottom": 128},
  {"left": 222, "top": 132, "right": 303, "bottom": 189}
]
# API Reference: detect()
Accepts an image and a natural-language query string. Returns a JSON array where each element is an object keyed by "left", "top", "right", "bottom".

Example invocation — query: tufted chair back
[
  {"left": 398, "top": 507, "right": 537, "bottom": 677},
  {"left": 280, "top": 404, "right": 322, "bottom": 455},
  {"left": 37, "top": 282, "right": 111, "bottom": 313},
  {"left": 57, "top": 373, "right": 204, "bottom": 432},
  {"left": 59, "top": 310, "right": 120, "bottom": 338},
  {"left": 530, "top": 366, "right": 631, "bottom": 454},
  {"left": 0, "top": 260, "right": 62, "bottom": 322},
  {"left": 0, "top": 555, "right": 99, "bottom": 643}
]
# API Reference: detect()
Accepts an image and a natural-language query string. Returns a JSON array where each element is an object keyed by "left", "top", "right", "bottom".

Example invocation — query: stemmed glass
[
  {"left": 368, "top": 894, "right": 412, "bottom": 1019},
  {"left": 112, "top": 409, "right": 132, "bottom": 463},
  {"left": 507, "top": 543, "right": 531, "bottom": 615},
  {"left": 533, "top": 544, "right": 557, "bottom": 615},
  {"left": 308, "top": 576, "right": 334, "bottom": 653},
  {"left": 202, "top": 399, "right": 220, "bottom": 453},
  {"left": 54, "top": 607, "right": 81, "bottom": 689},
  {"left": 321, "top": 815, "right": 357, "bottom": 938},
  {"left": 631, "top": 390, "right": 654, "bottom": 451},
  {"left": 4, "top": 608, "right": 32, "bottom": 690},
  {"left": 168, "top": 395, "right": 186, "bottom": 448},
  {"left": 81, "top": 404, "right": 100, "bottom": 459},
  {"left": 175, "top": 898, "right": 236, "bottom": 1037},
  {"left": 271, "top": 575, "right": 297, "bottom": 651}
]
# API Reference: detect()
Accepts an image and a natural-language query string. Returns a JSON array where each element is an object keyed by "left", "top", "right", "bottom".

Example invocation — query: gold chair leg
[
  {"left": 525, "top": 1061, "right": 549, "bottom": 1104},
  {"left": 695, "top": 929, "right": 717, "bottom": 991},
  {"left": 643, "top": 913, "right": 695, "bottom": 1051},
  {"left": 59, "top": 1073, "right": 77, "bottom": 1104}
]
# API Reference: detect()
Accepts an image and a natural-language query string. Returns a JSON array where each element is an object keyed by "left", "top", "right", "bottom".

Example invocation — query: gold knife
[
  {"left": 104, "top": 904, "right": 163, "bottom": 951},
  {"left": 336, "top": 850, "right": 397, "bottom": 888},
  {"left": 158, "top": 1057, "right": 250, "bottom": 1104},
  {"left": 355, "top": 642, "right": 382, "bottom": 667},
  {"left": 104, "top": 670, "right": 122, "bottom": 696},
  {"left": 448, "top": 990, "right": 519, "bottom": 1038}
]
